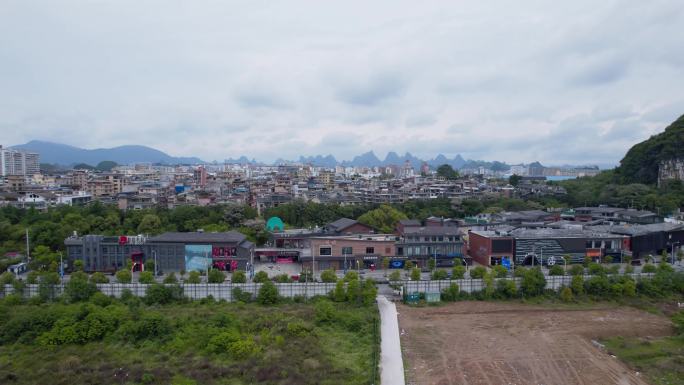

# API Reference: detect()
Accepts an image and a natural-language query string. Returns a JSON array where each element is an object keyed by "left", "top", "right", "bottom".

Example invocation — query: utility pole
[
  {"left": 153, "top": 250, "right": 158, "bottom": 277},
  {"left": 25, "top": 228, "right": 30, "bottom": 262}
]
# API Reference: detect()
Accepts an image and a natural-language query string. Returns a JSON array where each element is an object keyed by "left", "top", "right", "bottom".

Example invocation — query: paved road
[{"left": 377, "top": 295, "right": 405, "bottom": 385}]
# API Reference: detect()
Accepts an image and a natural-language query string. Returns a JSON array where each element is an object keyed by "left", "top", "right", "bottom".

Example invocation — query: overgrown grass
[
  {"left": 0, "top": 298, "right": 378, "bottom": 385},
  {"left": 604, "top": 335, "right": 684, "bottom": 385}
]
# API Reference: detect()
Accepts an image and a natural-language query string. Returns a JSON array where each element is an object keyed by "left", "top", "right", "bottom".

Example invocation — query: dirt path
[
  {"left": 398, "top": 302, "right": 673, "bottom": 385},
  {"left": 378, "top": 295, "right": 406, "bottom": 385}
]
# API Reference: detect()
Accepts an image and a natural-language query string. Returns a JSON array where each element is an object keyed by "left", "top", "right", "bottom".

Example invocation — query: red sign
[{"left": 119, "top": 236, "right": 127, "bottom": 245}]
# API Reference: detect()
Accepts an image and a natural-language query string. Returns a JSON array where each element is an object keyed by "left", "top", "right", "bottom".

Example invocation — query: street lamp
[
  {"left": 152, "top": 250, "right": 158, "bottom": 277},
  {"left": 671, "top": 241, "right": 680, "bottom": 265}
]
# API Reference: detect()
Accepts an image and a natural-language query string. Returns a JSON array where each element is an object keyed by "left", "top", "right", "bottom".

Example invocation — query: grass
[
  {"left": 0, "top": 299, "right": 379, "bottom": 385},
  {"left": 604, "top": 335, "right": 684, "bottom": 385}
]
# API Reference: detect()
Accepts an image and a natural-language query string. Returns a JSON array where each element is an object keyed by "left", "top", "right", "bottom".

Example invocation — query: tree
[
  {"left": 427, "top": 258, "right": 436, "bottom": 271},
  {"left": 361, "top": 279, "right": 377, "bottom": 306},
  {"left": 381, "top": 257, "right": 390, "bottom": 275},
  {"left": 677, "top": 249, "right": 683, "bottom": 264},
  {"left": 389, "top": 270, "right": 401, "bottom": 282},
  {"left": 569, "top": 265, "right": 584, "bottom": 276},
  {"left": 231, "top": 270, "right": 247, "bottom": 283},
  {"left": 560, "top": 287, "right": 574, "bottom": 302},
  {"left": 469, "top": 266, "right": 487, "bottom": 279},
  {"left": 163, "top": 272, "right": 178, "bottom": 284},
  {"left": 208, "top": 269, "right": 225, "bottom": 283},
  {"left": 116, "top": 270, "right": 132, "bottom": 284},
  {"left": 356, "top": 204, "right": 408, "bottom": 233},
  {"left": 442, "top": 283, "right": 460, "bottom": 301},
  {"left": 492, "top": 265, "right": 508, "bottom": 278},
  {"left": 186, "top": 271, "right": 201, "bottom": 283},
  {"left": 274, "top": 274, "right": 292, "bottom": 283},
  {"left": 320, "top": 269, "right": 337, "bottom": 283},
  {"left": 137, "top": 214, "right": 162, "bottom": 235},
  {"left": 520, "top": 268, "right": 546, "bottom": 297},
  {"left": 642, "top": 264, "right": 657, "bottom": 273},
  {"left": 95, "top": 160, "right": 118, "bottom": 171},
  {"left": 404, "top": 260, "right": 413, "bottom": 271},
  {"left": 139, "top": 271, "right": 155, "bottom": 284},
  {"left": 73, "top": 260, "right": 84, "bottom": 272},
  {"left": 570, "top": 275, "right": 584, "bottom": 295},
  {"left": 343, "top": 271, "right": 359, "bottom": 282},
  {"left": 548, "top": 265, "right": 565, "bottom": 276},
  {"left": 346, "top": 279, "right": 361, "bottom": 303},
  {"left": 90, "top": 272, "right": 109, "bottom": 284},
  {"left": 257, "top": 281, "right": 279, "bottom": 305},
  {"left": 436, "top": 164, "right": 459, "bottom": 180},
  {"left": 64, "top": 279, "right": 98, "bottom": 302},
  {"left": 333, "top": 280, "right": 347, "bottom": 302},
  {"left": 253, "top": 271, "right": 269, "bottom": 283},
  {"left": 508, "top": 174, "right": 522, "bottom": 187},
  {"left": 432, "top": 270, "right": 448, "bottom": 280},
  {"left": 410, "top": 268, "right": 421, "bottom": 281},
  {"left": 451, "top": 265, "right": 466, "bottom": 279}
]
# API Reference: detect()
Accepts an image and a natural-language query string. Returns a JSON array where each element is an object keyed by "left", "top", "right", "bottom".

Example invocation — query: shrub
[
  {"left": 361, "top": 279, "right": 377, "bottom": 306},
  {"left": 642, "top": 264, "right": 657, "bottom": 273},
  {"left": 89, "top": 272, "right": 109, "bottom": 284},
  {"left": 560, "top": 287, "right": 573, "bottom": 302},
  {"left": 231, "top": 270, "right": 246, "bottom": 283},
  {"left": 232, "top": 287, "right": 252, "bottom": 302},
  {"left": 451, "top": 265, "right": 465, "bottom": 279},
  {"left": 90, "top": 292, "right": 113, "bottom": 307},
  {"left": 332, "top": 280, "right": 346, "bottom": 302},
  {"left": 253, "top": 271, "right": 269, "bottom": 283},
  {"left": 585, "top": 275, "right": 610, "bottom": 297},
  {"left": 208, "top": 269, "right": 225, "bottom": 283},
  {"left": 495, "top": 279, "right": 517, "bottom": 298},
  {"left": 520, "top": 268, "right": 546, "bottom": 297},
  {"left": 38, "top": 272, "right": 61, "bottom": 301},
  {"left": 514, "top": 267, "right": 527, "bottom": 277},
  {"left": 115, "top": 270, "right": 132, "bottom": 284},
  {"left": 314, "top": 300, "right": 337, "bottom": 324},
  {"left": 623, "top": 279, "right": 637, "bottom": 297},
  {"left": 343, "top": 271, "right": 359, "bottom": 282},
  {"left": 569, "top": 265, "right": 584, "bottom": 276},
  {"left": 624, "top": 265, "right": 634, "bottom": 274},
  {"left": 138, "top": 271, "right": 154, "bottom": 284},
  {"left": 320, "top": 269, "right": 337, "bottom": 283},
  {"left": 163, "top": 272, "right": 178, "bottom": 284},
  {"left": 410, "top": 268, "right": 421, "bottom": 281},
  {"left": 346, "top": 279, "right": 361, "bottom": 303},
  {"left": 492, "top": 265, "right": 508, "bottom": 278},
  {"left": 587, "top": 263, "right": 604, "bottom": 276},
  {"left": 64, "top": 279, "right": 98, "bottom": 302},
  {"left": 256, "top": 281, "right": 279, "bottom": 305},
  {"left": 431, "top": 270, "right": 448, "bottom": 280},
  {"left": 119, "top": 312, "right": 171, "bottom": 342},
  {"left": 441, "top": 283, "right": 460, "bottom": 301},
  {"left": 388, "top": 270, "right": 401, "bottom": 282},
  {"left": 70, "top": 271, "right": 89, "bottom": 282},
  {"left": 26, "top": 271, "right": 40, "bottom": 284},
  {"left": 186, "top": 271, "right": 201, "bottom": 283},
  {"left": 228, "top": 338, "right": 260, "bottom": 359},
  {"left": 144, "top": 284, "right": 184, "bottom": 305},
  {"left": 548, "top": 265, "right": 564, "bottom": 276},
  {"left": 207, "top": 330, "right": 241, "bottom": 353},
  {"left": 470, "top": 266, "right": 487, "bottom": 279},
  {"left": 571, "top": 275, "right": 584, "bottom": 295},
  {"left": 404, "top": 260, "right": 413, "bottom": 270}
]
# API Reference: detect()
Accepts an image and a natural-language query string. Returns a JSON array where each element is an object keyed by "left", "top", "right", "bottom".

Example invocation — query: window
[
  {"left": 438, "top": 236, "right": 444, "bottom": 242},
  {"left": 319, "top": 246, "right": 332, "bottom": 256},
  {"left": 397, "top": 247, "right": 404, "bottom": 256},
  {"left": 341, "top": 246, "right": 352, "bottom": 255},
  {"left": 366, "top": 247, "right": 375, "bottom": 254}
]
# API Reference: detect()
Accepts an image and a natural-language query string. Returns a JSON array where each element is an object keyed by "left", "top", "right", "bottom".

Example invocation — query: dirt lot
[{"left": 398, "top": 302, "right": 674, "bottom": 385}]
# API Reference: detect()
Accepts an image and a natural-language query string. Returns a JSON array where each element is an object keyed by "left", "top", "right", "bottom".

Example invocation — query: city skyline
[{"left": 2, "top": 1, "right": 683, "bottom": 165}]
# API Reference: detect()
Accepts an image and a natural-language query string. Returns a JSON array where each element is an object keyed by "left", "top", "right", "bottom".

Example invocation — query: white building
[{"left": 0, "top": 145, "right": 40, "bottom": 177}]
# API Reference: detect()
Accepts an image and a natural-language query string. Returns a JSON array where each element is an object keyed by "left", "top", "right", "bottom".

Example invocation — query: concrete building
[
  {"left": 0, "top": 146, "right": 39, "bottom": 177},
  {"left": 306, "top": 234, "right": 397, "bottom": 271}
]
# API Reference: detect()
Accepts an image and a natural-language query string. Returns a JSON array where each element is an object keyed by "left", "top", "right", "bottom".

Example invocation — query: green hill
[{"left": 616, "top": 114, "right": 684, "bottom": 185}]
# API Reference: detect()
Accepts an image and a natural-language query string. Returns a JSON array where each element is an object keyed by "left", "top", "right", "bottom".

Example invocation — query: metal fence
[
  {"left": 0, "top": 282, "right": 340, "bottom": 301},
  {"left": 401, "top": 273, "right": 655, "bottom": 294}
]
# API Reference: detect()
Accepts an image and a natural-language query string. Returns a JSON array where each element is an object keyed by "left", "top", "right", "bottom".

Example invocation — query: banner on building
[{"left": 185, "top": 244, "right": 212, "bottom": 272}]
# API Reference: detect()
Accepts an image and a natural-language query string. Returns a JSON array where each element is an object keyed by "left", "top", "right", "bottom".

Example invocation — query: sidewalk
[{"left": 377, "top": 295, "right": 405, "bottom": 385}]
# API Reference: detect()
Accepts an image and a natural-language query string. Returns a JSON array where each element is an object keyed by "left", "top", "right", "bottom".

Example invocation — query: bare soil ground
[{"left": 398, "top": 302, "right": 674, "bottom": 385}]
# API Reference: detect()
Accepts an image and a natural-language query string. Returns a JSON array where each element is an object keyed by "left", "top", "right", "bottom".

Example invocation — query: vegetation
[
  {"left": 356, "top": 204, "right": 408, "bottom": 234},
  {"left": 436, "top": 164, "right": 459, "bottom": 180},
  {"left": 0, "top": 297, "right": 379, "bottom": 385}
]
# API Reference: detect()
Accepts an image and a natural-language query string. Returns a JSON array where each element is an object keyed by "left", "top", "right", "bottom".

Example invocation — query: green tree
[
  {"left": 64, "top": 279, "right": 98, "bottom": 302},
  {"left": 274, "top": 274, "right": 292, "bottom": 283},
  {"left": 404, "top": 260, "right": 413, "bottom": 270},
  {"left": 231, "top": 270, "right": 247, "bottom": 283},
  {"left": 451, "top": 265, "right": 466, "bottom": 279},
  {"left": 520, "top": 268, "right": 546, "bottom": 297},
  {"left": 116, "top": 270, "right": 132, "bottom": 284},
  {"left": 208, "top": 269, "right": 225, "bottom": 283},
  {"left": 361, "top": 279, "right": 377, "bottom": 306},
  {"left": 410, "top": 268, "right": 421, "bottom": 281},
  {"left": 431, "top": 270, "right": 448, "bottom": 280},
  {"left": 442, "top": 283, "right": 460, "bottom": 301},
  {"left": 186, "top": 271, "right": 201, "bottom": 283},
  {"left": 139, "top": 271, "right": 155, "bottom": 284},
  {"left": 560, "top": 287, "right": 574, "bottom": 302},
  {"left": 73, "top": 259, "right": 84, "bottom": 272},
  {"left": 548, "top": 265, "right": 565, "bottom": 276},
  {"left": 483, "top": 272, "right": 495, "bottom": 298},
  {"left": 571, "top": 275, "right": 584, "bottom": 295},
  {"left": 427, "top": 258, "right": 436, "bottom": 271},
  {"left": 492, "top": 265, "right": 508, "bottom": 278},
  {"left": 137, "top": 214, "right": 162, "bottom": 235},
  {"left": 320, "top": 269, "right": 337, "bottom": 283},
  {"left": 642, "top": 264, "right": 657, "bottom": 273},
  {"left": 389, "top": 270, "right": 401, "bottom": 282},
  {"left": 469, "top": 266, "right": 487, "bottom": 279},
  {"left": 343, "top": 271, "right": 359, "bottom": 282},
  {"left": 569, "top": 265, "right": 584, "bottom": 276},
  {"left": 257, "top": 281, "right": 279, "bottom": 305},
  {"left": 333, "top": 280, "right": 347, "bottom": 302},
  {"left": 253, "top": 271, "right": 270, "bottom": 283},
  {"left": 436, "top": 164, "right": 459, "bottom": 180},
  {"left": 89, "top": 272, "right": 109, "bottom": 284},
  {"left": 356, "top": 204, "right": 408, "bottom": 233},
  {"left": 508, "top": 174, "right": 522, "bottom": 187},
  {"left": 381, "top": 257, "right": 390, "bottom": 275},
  {"left": 163, "top": 272, "right": 178, "bottom": 284},
  {"left": 346, "top": 279, "right": 361, "bottom": 303}
]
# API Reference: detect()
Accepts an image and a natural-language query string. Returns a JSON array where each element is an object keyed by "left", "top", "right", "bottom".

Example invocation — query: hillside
[
  {"left": 616, "top": 114, "right": 684, "bottom": 185},
  {"left": 11, "top": 140, "right": 204, "bottom": 166}
]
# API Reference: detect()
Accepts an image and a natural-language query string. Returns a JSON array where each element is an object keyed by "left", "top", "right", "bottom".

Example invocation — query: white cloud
[{"left": 0, "top": 0, "right": 683, "bottom": 165}]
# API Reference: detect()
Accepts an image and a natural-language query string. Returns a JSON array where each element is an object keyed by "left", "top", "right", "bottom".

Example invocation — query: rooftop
[{"left": 148, "top": 231, "right": 247, "bottom": 244}]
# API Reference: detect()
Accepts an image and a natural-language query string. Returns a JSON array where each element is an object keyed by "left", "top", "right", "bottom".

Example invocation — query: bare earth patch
[{"left": 398, "top": 301, "right": 673, "bottom": 385}]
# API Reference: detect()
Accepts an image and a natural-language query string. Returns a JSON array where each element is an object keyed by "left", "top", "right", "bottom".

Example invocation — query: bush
[
  {"left": 343, "top": 271, "right": 359, "bottom": 282},
  {"left": 314, "top": 300, "right": 337, "bottom": 324},
  {"left": 571, "top": 275, "right": 584, "bottom": 295},
  {"left": 431, "top": 270, "right": 448, "bottom": 280},
  {"left": 144, "top": 284, "right": 184, "bottom": 305},
  {"left": 256, "top": 281, "right": 279, "bottom": 305},
  {"left": 587, "top": 263, "right": 604, "bottom": 276},
  {"left": 70, "top": 271, "right": 89, "bottom": 282},
  {"left": 186, "top": 271, "right": 201, "bottom": 283},
  {"left": 320, "top": 269, "right": 337, "bottom": 283},
  {"left": 332, "top": 280, "right": 347, "bottom": 302},
  {"left": 119, "top": 312, "right": 171, "bottom": 342},
  {"left": 361, "top": 279, "right": 377, "bottom": 306},
  {"left": 623, "top": 279, "right": 637, "bottom": 297},
  {"left": 470, "top": 266, "right": 487, "bottom": 279},
  {"left": 548, "top": 265, "right": 564, "bottom": 276},
  {"left": 560, "top": 287, "right": 574, "bottom": 302},
  {"left": 115, "top": 270, "right": 132, "bottom": 284},
  {"left": 388, "top": 270, "right": 401, "bottom": 282},
  {"left": 232, "top": 287, "right": 252, "bottom": 303},
  {"left": 253, "top": 271, "right": 269, "bottom": 283},
  {"left": 492, "top": 265, "right": 508, "bottom": 278},
  {"left": 64, "top": 279, "right": 98, "bottom": 302},
  {"left": 642, "top": 264, "right": 657, "bottom": 273},
  {"left": 89, "top": 272, "right": 109, "bottom": 284},
  {"left": 274, "top": 274, "right": 292, "bottom": 283},
  {"left": 163, "top": 272, "right": 178, "bottom": 284},
  {"left": 228, "top": 338, "right": 260, "bottom": 359},
  {"left": 585, "top": 275, "right": 610, "bottom": 297},
  {"left": 208, "top": 269, "right": 225, "bottom": 283},
  {"left": 90, "top": 292, "right": 113, "bottom": 307},
  {"left": 410, "top": 268, "right": 421, "bottom": 281},
  {"left": 26, "top": 271, "right": 40, "bottom": 284},
  {"left": 441, "top": 283, "right": 460, "bottom": 301},
  {"left": 624, "top": 265, "right": 634, "bottom": 274},
  {"left": 231, "top": 270, "right": 246, "bottom": 283},
  {"left": 207, "top": 330, "right": 241, "bottom": 353},
  {"left": 495, "top": 279, "right": 517, "bottom": 298},
  {"left": 569, "top": 265, "right": 584, "bottom": 276},
  {"left": 451, "top": 265, "right": 465, "bottom": 279},
  {"left": 520, "top": 268, "right": 546, "bottom": 297},
  {"left": 138, "top": 271, "right": 154, "bottom": 284}
]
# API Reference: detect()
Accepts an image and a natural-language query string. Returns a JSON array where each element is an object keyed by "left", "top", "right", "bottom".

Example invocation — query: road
[{"left": 377, "top": 295, "right": 405, "bottom": 385}]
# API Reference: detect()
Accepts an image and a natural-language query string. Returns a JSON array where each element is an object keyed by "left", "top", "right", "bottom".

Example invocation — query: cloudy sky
[{"left": 1, "top": 0, "right": 683, "bottom": 166}]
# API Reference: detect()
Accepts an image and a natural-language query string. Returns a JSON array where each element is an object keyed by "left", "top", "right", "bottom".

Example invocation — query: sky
[{"left": 1, "top": 0, "right": 683, "bottom": 166}]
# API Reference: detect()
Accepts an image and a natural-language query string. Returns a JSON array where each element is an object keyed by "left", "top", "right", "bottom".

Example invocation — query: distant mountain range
[{"left": 11, "top": 140, "right": 204, "bottom": 166}]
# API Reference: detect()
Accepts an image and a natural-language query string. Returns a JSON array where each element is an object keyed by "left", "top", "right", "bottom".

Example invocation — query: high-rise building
[{"left": 0, "top": 145, "right": 40, "bottom": 177}]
